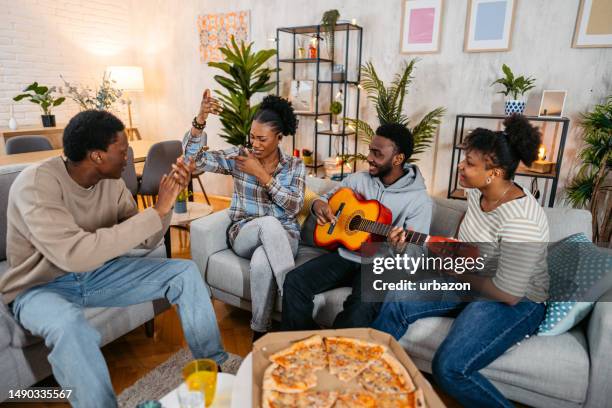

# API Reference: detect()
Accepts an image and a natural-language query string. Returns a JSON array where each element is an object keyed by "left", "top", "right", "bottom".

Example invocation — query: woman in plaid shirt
[{"left": 183, "top": 92, "right": 305, "bottom": 340}]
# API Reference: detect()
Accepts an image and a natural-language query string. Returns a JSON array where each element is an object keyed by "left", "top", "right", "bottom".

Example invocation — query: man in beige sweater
[{"left": 0, "top": 110, "right": 231, "bottom": 408}]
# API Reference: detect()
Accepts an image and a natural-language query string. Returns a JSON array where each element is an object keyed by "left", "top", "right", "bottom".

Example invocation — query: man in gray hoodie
[{"left": 281, "top": 123, "right": 433, "bottom": 330}]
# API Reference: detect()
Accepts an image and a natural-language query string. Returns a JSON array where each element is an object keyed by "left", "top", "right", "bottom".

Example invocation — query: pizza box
[{"left": 252, "top": 328, "right": 446, "bottom": 408}]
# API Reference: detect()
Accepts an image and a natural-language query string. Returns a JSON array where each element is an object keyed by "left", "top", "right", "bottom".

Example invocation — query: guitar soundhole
[{"left": 348, "top": 215, "right": 362, "bottom": 231}]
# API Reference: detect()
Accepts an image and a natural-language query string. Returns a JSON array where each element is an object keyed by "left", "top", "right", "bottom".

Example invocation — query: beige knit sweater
[{"left": 0, "top": 157, "right": 171, "bottom": 304}]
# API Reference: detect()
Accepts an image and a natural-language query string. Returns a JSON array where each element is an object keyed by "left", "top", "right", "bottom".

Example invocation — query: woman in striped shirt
[
  {"left": 183, "top": 92, "right": 305, "bottom": 341},
  {"left": 373, "top": 115, "right": 549, "bottom": 407}
]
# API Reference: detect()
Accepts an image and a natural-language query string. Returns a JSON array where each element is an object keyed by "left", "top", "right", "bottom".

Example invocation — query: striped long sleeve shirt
[
  {"left": 183, "top": 130, "right": 306, "bottom": 243},
  {"left": 458, "top": 186, "right": 550, "bottom": 302}
]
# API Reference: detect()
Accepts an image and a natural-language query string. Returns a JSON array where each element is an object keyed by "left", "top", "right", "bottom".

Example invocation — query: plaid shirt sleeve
[
  {"left": 182, "top": 130, "right": 239, "bottom": 175},
  {"left": 264, "top": 160, "right": 306, "bottom": 217}
]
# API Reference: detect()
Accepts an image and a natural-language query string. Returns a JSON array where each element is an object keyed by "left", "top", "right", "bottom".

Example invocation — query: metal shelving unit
[
  {"left": 275, "top": 23, "right": 363, "bottom": 178},
  {"left": 447, "top": 113, "right": 570, "bottom": 207}
]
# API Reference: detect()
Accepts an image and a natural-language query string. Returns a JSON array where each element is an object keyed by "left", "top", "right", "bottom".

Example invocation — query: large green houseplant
[
  {"left": 208, "top": 38, "right": 277, "bottom": 146},
  {"left": 566, "top": 96, "right": 611, "bottom": 244},
  {"left": 343, "top": 59, "right": 445, "bottom": 164}
]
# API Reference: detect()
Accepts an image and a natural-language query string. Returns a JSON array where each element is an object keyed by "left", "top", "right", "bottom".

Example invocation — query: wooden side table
[{"left": 164, "top": 202, "right": 213, "bottom": 258}]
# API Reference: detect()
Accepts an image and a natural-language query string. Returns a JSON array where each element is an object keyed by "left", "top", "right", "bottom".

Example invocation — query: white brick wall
[{"left": 0, "top": 0, "right": 135, "bottom": 130}]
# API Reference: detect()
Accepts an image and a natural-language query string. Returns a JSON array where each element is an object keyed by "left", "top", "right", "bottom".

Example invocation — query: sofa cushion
[
  {"left": 399, "top": 317, "right": 589, "bottom": 404},
  {"left": 207, "top": 245, "right": 329, "bottom": 300}
]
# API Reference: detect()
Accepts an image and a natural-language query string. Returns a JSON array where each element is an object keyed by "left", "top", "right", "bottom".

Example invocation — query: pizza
[
  {"left": 334, "top": 391, "right": 377, "bottom": 408},
  {"left": 378, "top": 389, "right": 426, "bottom": 408},
  {"left": 325, "top": 336, "right": 387, "bottom": 382},
  {"left": 269, "top": 334, "right": 327, "bottom": 371},
  {"left": 262, "top": 390, "right": 338, "bottom": 408},
  {"left": 261, "top": 335, "right": 427, "bottom": 408},
  {"left": 358, "top": 352, "right": 416, "bottom": 394},
  {"left": 262, "top": 363, "right": 317, "bottom": 393}
]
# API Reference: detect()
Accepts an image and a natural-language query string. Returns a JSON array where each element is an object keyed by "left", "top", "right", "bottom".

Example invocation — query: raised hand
[
  {"left": 196, "top": 89, "right": 223, "bottom": 124},
  {"left": 154, "top": 174, "right": 182, "bottom": 217},
  {"left": 234, "top": 149, "right": 268, "bottom": 181},
  {"left": 170, "top": 156, "right": 194, "bottom": 188}
]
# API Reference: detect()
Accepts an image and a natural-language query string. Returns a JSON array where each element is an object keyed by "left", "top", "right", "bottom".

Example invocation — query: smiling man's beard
[{"left": 370, "top": 160, "right": 393, "bottom": 179}]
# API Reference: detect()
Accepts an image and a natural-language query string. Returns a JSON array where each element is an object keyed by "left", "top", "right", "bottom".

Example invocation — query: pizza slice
[
  {"left": 334, "top": 391, "right": 377, "bottom": 408},
  {"left": 262, "top": 363, "right": 317, "bottom": 393},
  {"left": 358, "top": 352, "right": 416, "bottom": 394},
  {"left": 378, "top": 389, "right": 426, "bottom": 408},
  {"left": 269, "top": 334, "right": 327, "bottom": 371},
  {"left": 262, "top": 390, "right": 338, "bottom": 408},
  {"left": 324, "top": 336, "right": 387, "bottom": 382}
]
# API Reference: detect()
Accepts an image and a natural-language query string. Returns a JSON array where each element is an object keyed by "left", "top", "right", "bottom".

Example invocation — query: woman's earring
[{"left": 486, "top": 177, "right": 492, "bottom": 184}]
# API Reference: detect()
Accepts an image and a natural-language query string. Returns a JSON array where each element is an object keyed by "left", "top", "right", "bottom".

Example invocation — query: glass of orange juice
[{"left": 182, "top": 359, "right": 218, "bottom": 407}]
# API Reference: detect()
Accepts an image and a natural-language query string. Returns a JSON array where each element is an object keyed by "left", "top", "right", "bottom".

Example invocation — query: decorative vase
[
  {"left": 331, "top": 123, "right": 340, "bottom": 133},
  {"left": 174, "top": 200, "right": 187, "bottom": 214},
  {"left": 505, "top": 100, "right": 526, "bottom": 115},
  {"left": 303, "top": 155, "right": 313, "bottom": 165},
  {"left": 8, "top": 104, "right": 17, "bottom": 130},
  {"left": 41, "top": 114, "right": 56, "bottom": 127}
]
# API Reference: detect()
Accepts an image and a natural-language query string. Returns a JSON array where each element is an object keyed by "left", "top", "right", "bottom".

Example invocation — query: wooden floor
[{"left": 2, "top": 193, "right": 471, "bottom": 407}]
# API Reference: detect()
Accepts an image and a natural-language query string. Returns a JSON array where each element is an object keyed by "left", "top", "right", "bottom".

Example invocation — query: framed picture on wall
[
  {"left": 400, "top": 0, "right": 444, "bottom": 54},
  {"left": 538, "top": 91, "right": 568, "bottom": 118},
  {"left": 289, "top": 80, "right": 314, "bottom": 113},
  {"left": 464, "top": 0, "right": 516, "bottom": 52},
  {"left": 572, "top": 0, "right": 612, "bottom": 48}
]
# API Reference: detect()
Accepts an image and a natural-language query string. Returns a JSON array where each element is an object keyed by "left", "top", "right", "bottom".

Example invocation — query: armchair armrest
[
  {"left": 584, "top": 288, "right": 612, "bottom": 408},
  {"left": 0, "top": 300, "right": 14, "bottom": 349},
  {"left": 189, "top": 209, "right": 232, "bottom": 282}
]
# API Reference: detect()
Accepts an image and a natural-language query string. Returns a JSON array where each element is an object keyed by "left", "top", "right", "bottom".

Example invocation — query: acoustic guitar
[{"left": 314, "top": 188, "right": 477, "bottom": 257}]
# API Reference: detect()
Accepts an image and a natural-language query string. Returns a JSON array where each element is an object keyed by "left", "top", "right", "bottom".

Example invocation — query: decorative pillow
[
  {"left": 538, "top": 233, "right": 612, "bottom": 336},
  {"left": 296, "top": 187, "right": 320, "bottom": 227}
]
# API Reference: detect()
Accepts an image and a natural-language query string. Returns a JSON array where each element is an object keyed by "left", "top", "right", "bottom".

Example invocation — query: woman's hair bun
[
  {"left": 503, "top": 114, "right": 541, "bottom": 167},
  {"left": 257, "top": 95, "right": 298, "bottom": 136}
]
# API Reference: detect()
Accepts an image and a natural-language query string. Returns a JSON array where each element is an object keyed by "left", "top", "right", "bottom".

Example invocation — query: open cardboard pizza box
[{"left": 252, "top": 328, "right": 446, "bottom": 407}]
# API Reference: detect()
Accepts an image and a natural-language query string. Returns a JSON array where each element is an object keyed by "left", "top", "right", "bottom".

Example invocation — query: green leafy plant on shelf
[
  {"left": 565, "top": 95, "right": 611, "bottom": 244},
  {"left": 13, "top": 82, "right": 65, "bottom": 115},
  {"left": 321, "top": 9, "right": 340, "bottom": 61},
  {"left": 342, "top": 59, "right": 445, "bottom": 164},
  {"left": 208, "top": 38, "right": 277, "bottom": 146},
  {"left": 330, "top": 101, "right": 342, "bottom": 124},
  {"left": 490, "top": 64, "right": 536, "bottom": 100}
]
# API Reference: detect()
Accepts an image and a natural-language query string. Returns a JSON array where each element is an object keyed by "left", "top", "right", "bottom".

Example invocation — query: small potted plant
[
  {"left": 13, "top": 82, "right": 65, "bottom": 127},
  {"left": 301, "top": 148, "right": 313, "bottom": 165},
  {"left": 491, "top": 64, "right": 535, "bottom": 115},
  {"left": 330, "top": 101, "right": 343, "bottom": 133},
  {"left": 321, "top": 9, "right": 340, "bottom": 61},
  {"left": 175, "top": 189, "right": 192, "bottom": 214}
]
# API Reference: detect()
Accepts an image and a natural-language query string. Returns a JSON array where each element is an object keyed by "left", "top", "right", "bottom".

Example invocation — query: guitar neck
[{"left": 355, "top": 218, "right": 428, "bottom": 245}]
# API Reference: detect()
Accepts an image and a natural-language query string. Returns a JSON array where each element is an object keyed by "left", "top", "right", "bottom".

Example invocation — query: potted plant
[
  {"left": 321, "top": 9, "right": 340, "bottom": 61},
  {"left": 491, "top": 64, "right": 536, "bottom": 115},
  {"left": 13, "top": 82, "right": 65, "bottom": 127},
  {"left": 343, "top": 59, "right": 445, "bottom": 164},
  {"left": 175, "top": 189, "right": 193, "bottom": 214},
  {"left": 60, "top": 73, "right": 123, "bottom": 111},
  {"left": 566, "top": 95, "right": 611, "bottom": 245},
  {"left": 330, "top": 100, "right": 343, "bottom": 133},
  {"left": 208, "top": 37, "right": 277, "bottom": 146},
  {"left": 302, "top": 148, "right": 313, "bottom": 165}
]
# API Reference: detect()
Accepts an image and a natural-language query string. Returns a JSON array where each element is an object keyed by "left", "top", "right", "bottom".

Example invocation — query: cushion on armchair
[{"left": 538, "top": 233, "right": 612, "bottom": 336}]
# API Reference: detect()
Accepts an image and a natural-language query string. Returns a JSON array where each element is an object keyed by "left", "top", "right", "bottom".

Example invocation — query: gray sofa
[
  {"left": 190, "top": 176, "right": 611, "bottom": 408},
  {"left": 0, "top": 163, "right": 170, "bottom": 402}
]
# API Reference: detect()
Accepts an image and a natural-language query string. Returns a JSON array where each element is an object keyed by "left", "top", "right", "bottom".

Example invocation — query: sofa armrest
[
  {"left": 190, "top": 209, "right": 232, "bottom": 281},
  {"left": 584, "top": 288, "right": 612, "bottom": 408},
  {"left": 0, "top": 300, "right": 14, "bottom": 349}
]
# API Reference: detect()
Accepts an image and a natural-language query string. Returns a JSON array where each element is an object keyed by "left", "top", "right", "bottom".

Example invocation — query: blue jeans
[
  {"left": 11, "top": 257, "right": 227, "bottom": 408},
  {"left": 372, "top": 296, "right": 545, "bottom": 408}
]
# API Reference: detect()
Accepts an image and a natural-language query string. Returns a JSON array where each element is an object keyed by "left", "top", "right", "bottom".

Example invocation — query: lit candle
[
  {"left": 351, "top": 18, "right": 357, "bottom": 25},
  {"left": 537, "top": 144, "right": 546, "bottom": 161}
]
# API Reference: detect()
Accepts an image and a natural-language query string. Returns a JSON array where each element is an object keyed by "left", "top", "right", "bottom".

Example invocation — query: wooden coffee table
[{"left": 164, "top": 202, "right": 213, "bottom": 257}]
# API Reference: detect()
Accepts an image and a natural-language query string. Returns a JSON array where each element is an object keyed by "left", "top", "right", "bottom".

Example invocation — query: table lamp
[
  {"left": 106, "top": 66, "right": 144, "bottom": 140},
  {"left": 529, "top": 144, "right": 555, "bottom": 174}
]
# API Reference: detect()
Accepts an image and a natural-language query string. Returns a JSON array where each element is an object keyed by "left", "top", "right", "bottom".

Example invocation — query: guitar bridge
[{"left": 327, "top": 203, "right": 345, "bottom": 235}]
